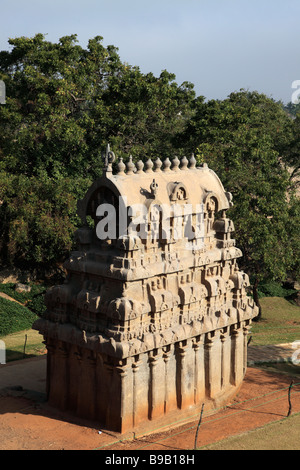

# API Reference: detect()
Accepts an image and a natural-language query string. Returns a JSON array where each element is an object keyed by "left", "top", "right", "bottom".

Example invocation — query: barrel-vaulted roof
[{"left": 77, "top": 151, "right": 231, "bottom": 225}]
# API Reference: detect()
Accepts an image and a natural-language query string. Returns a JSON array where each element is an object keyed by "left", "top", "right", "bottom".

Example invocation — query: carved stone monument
[{"left": 33, "top": 147, "right": 258, "bottom": 433}]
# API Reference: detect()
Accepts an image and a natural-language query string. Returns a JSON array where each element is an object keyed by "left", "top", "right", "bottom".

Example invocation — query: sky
[{"left": 1, "top": 0, "right": 300, "bottom": 103}]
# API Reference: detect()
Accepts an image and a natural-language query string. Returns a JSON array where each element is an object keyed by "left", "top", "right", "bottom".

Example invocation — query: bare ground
[{"left": 0, "top": 363, "right": 299, "bottom": 451}]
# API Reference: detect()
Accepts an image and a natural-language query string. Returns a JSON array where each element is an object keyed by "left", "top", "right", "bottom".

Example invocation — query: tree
[
  {"left": 0, "top": 34, "right": 195, "bottom": 178},
  {"left": 0, "top": 34, "right": 195, "bottom": 274},
  {"left": 178, "top": 90, "right": 300, "bottom": 317},
  {"left": 0, "top": 171, "right": 89, "bottom": 274}
]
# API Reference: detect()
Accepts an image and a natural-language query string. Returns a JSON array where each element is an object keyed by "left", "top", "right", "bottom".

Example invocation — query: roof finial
[
  {"left": 189, "top": 153, "right": 196, "bottom": 169},
  {"left": 150, "top": 178, "right": 158, "bottom": 198},
  {"left": 163, "top": 157, "right": 171, "bottom": 172},
  {"left": 172, "top": 156, "right": 180, "bottom": 171},
  {"left": 154, "top": 158, "right": 162, "bottom": 172},
  {"left": 180, "top": 156, "right": 188, "bottom": 170},
  {"left": 117, "top": 157, "right": 126, "bottom": 175},
  {"left": 145, "top": 159, "right": 154, "bottom": 173},
  {"left": 136, "top": 160, "right": 144, "bottom": 174},
  {"left": 126, "top": 155, "right": 135, "bottom": 175},
  {"left": 102, "top": 144, "right": 116, "bottom": 173}
]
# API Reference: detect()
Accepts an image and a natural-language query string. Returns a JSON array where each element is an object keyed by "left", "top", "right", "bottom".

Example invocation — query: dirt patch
[
  {"left": 0, "top": 292, "right": 24, "bottom": 306},
  {"left": 0, "top": 366, "right": 299, "bottom": 450}
]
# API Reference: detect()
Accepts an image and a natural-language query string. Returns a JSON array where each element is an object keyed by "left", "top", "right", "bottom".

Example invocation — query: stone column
[
  {"left": 104, "top": 357, "right": 116, "bottom": 430},
  {"left": 68, "top": 345, "right": 81, "bottom": 413},
  {"left": 162, "top": 345, "right": 172, "bottom": 414},
  {"left": 132, "top": 353, "right": 149, "bottom": 426},
  {"left": 243, "top": 320, "right": 251, "bottom": 375},
  {"left": 116, "top": 361, "right": 133, "bottom": 433},
  {"left": 148, "top": 349, "right": 165, "bottom": 419},
  {"left": 132, "top": 357, "right": 142, "bottom": 427},
  {"left": 105, "top": 358, "right": 132, "bottom": 433},
  {"left": 192, "top": 336, "right": 205, "bottom": 405},
  {"left": 204, "top": 331, "right": 222, "bottom": 399},
  {"left": 95, "top": 352, "right": 107, "bottom": 424},
  {"left": 76, "top": 349, "right": 97, "bottom": 420},
  {"left": 45, "top": 339, "right": 54, "bottom": 401},
  {"left": 220, "top": 327, "right": 231, "bottom": 391},
  {"left": 176, "top": 340, "right": 195, "bottom": 409},
  {"left": 230, "top": 323, "right": 244, "bottom": 386},
  {"left": 163, "top": 344, "right": 177, "bottom": 412},
  {"left": 47, "top": 340, "right": 69, "bottom": 410}
]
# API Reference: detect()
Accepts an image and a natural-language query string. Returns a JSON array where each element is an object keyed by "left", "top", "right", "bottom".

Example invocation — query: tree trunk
[{"left": 252, "top": 277, "right": 262, "bottom": 322}]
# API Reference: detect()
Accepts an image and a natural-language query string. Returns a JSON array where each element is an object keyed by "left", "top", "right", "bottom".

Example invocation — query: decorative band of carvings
[
  {"left": 102, "top": 145, "right": 199, "bottom": 176},
  {"left": 33, "top": 316, "right": 253, "bottom": 360}
]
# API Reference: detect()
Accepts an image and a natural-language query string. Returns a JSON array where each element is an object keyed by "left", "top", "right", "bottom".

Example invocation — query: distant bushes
[
  {"left": 258, "top": 281, "right": 297, "bottom": 299},
  {"left": 0, "top": 283, "right": 47, "bottom": 336}
]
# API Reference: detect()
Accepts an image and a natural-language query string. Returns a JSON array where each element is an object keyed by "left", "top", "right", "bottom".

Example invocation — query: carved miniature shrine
[{"left": 33, "top": 148, "right": 258, "bottom": 433}]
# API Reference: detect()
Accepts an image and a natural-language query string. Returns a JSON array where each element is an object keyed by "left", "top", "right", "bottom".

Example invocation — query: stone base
[{"left": 43, "top": 321, "right": 249, "bottom": 434}]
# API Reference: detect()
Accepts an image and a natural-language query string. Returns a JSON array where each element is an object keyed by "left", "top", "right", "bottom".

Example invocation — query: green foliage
[
  {"left": 0, "top": 34, "right": 195, "bottom": 178},
  {"left": 0, "top": 296, "right": 37, "bottom": 336},
  {"left": 0, "top": 282, "right": 45, "bottom": 303},
  {"left": 257, "top": 281, "right": 296, "bottom": 299},
  {"left": 178, "top": 90, "right": 300, "bottom": 289},
  {"left": 0, "top": 171, "right": 89, "bottom": 270},
  {"left": 0, "top": 282, "right": 46, "bottom": 317},
  {"left": 0, "top": 34, "right": 195, "bottom": 274},
  {"left": 0, "top": 35, "right": 299, "bottom": 291}
]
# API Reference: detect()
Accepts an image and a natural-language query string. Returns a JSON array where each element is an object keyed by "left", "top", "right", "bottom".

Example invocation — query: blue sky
[{"left": 1, "top": 0, "right": 300, "bottom": 103}]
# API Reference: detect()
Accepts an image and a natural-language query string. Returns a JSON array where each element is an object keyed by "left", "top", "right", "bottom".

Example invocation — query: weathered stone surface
[
  {"left": 15, "top": 283, "right": 31, "bottom": 293},
  {"left": 33, "top": 150, "right": 258, "bottom": 433}
]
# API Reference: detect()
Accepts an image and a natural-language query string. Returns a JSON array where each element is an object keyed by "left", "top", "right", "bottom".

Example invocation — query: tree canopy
[
  {"left": 0, "top": 34, "right": 299, "bottom": 295},
  {"left": 177, "top": 91, "right": 300, "bottom": 312},
  {"left": 0, "top": 34, "right": 195, "bottom": 179}
]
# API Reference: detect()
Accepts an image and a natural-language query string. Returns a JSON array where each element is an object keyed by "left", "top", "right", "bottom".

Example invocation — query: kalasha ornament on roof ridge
[{"left": 33, "top": 145, "right": 258, "bottom": 434}]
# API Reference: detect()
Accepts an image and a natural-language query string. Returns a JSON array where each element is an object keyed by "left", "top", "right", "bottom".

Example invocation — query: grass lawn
[
  {"left": 200, "top": 412, "right": 300, "bottom": 450},
  {"left": 0, "top": 282, "right": 46, "bottom": 361},
  {"left": 0, "top": 296, "right": 38, "bottom": 337},
  {"left": 0, "top": 328, "right": 45, "bottom": 362},
  {"left": 250, "top": 297, "right": 300, "bottom": 345}
]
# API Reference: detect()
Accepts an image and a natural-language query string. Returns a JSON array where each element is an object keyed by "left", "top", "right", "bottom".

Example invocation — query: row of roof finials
[{"left": 102, "top": 145, "right": 208, "bottom": 176}]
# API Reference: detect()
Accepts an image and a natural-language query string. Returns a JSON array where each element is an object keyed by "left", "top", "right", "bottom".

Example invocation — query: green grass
[
  {"left": 0, "top": 282, "right": 46, "bottom": 316},
  {"left": 0, "top": 328, "right": 45, "bottom": 362},
  {"left": 251, "top": 297, "right": 300, "bottom": 345},
  {"left": 0, "top": 296, "right": 38, "bottom": 337},
  {"left": 200, "top": 412, "right": 300, "bottom": 450},
  {"left": 0, "top": 282, "right": 47, "bottom": 361}
]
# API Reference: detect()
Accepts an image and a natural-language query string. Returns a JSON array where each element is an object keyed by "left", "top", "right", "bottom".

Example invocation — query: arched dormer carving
[
  {"left": 167, "top": 182, "right": 189, "bottom": 203},
  {"left": 203, "top": 191, "right": 221, "bottom": 234}
]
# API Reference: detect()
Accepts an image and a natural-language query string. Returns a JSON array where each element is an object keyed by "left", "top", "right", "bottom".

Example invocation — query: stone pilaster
[
  {"left": 131, "top": 352, "right": 150, "bottom": 427},
  {"left": 162, "top": 346, "right": 171, "bottom": 413},
  {"left": 230, "top": 323, "right": 244, "bottom": 386},
  {"left": 76, "top": 349, "right": 97, "bottom": 420},
  {"left": 148, "top": 349, "right": 165, "bottom": 419},
  {"left": 204, "top": 331, "right": 222, "bottom": 399},
  {"left": 163, "top": 344, "right": 177, "bottom": 412},
  {"left": 117, "top": 361, "right": 133, "bottom": 432},
  {"left": 47, "top": 340, "right": 69, "bottom": 410},
  {"left": 95, "top": 352, "right": 107, "bottom": 424},
  {"left": 220, "top": 327, "right": 231, "bottom": 391},
  {"left": 192, "top": 336, "right": 205, "bottom": 404},
  {"left": 176, "top": 340, "right": 195, "bottom": 409},
  {"left": 243, "top": 320, "right": 251, "bottom": 374},
  {"left": 67, "top": 345, "right": 81, "bottom": 412},
  {"left": 132, "top": 357, "right": 144, "bottom": 427}
]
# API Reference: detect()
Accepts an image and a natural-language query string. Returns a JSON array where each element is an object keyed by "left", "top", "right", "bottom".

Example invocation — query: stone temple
[{"left": 33, "top": 147, "right": 258, "bottom": 433}]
